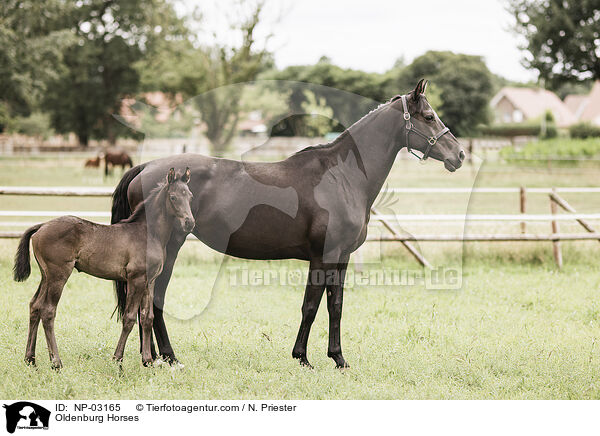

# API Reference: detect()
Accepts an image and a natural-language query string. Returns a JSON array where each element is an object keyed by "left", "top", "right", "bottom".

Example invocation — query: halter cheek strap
[{"left": 400, "top": 94, "right": 450, "bottom": 161}]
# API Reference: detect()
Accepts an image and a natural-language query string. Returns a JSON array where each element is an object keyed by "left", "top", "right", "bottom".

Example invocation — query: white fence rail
[{"left": 1, "top": 186, "right": 599, "bottom": 269}]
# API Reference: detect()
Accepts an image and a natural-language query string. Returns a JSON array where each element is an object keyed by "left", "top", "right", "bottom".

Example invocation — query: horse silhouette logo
[{"left": 3, "top": 402, "right": 50, "bottom": 433}]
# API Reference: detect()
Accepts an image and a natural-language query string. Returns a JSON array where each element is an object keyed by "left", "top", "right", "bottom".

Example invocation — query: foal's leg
[
  {"left": 139, "top": 281, "right": 155, "bottom": 366},
  {"left": 25, "top": 282, "right": 44, "bottom": 365},
  {"left": 325, "top": 258, "right": 350, "bottom": 368},
  {"left": 113, "top": 276, "right": 145, "bottom": 362},
  {"left": 39, "top": 263, "right": 73, "bottom": 369},
  {"left": 292, "top": 258, "right": 326, "bottom": 368},
  {"left": 150, "top": 233, "right": 186, "bottom": 364}
]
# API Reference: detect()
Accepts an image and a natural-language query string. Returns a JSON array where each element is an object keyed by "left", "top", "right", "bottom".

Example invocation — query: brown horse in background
[
  {"left": 13, "top": 168, "right": 195, "bottom": 368},
  {"left": 105, "top": 149, "right": 133, "bottom": 175},
  {"left": 84, "top": 155, "right": 102, "bottom": 168}
]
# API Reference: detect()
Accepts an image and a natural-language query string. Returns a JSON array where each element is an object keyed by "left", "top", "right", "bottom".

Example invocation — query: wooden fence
[{"left": 1, "top": 186, "right": 598, "bottom": 268}]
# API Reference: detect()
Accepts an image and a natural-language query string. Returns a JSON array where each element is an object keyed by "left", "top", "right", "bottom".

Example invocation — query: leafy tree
[
  {"left": 509, "top": 0, "right": 600, "bottom": 89},
  {"left": 42, "top": 0, "right": 184, "bottom": 145},
  {"left": 397, "top": 51, "right": 494, "bottom": 136},
  {"left": 267, "top": 58, "right": 388, "bottom": 132},
  {"left": 0, "top": 0, "right": 75, "bottom": 130},
  {"left": 138, "top": 1, "right": 274, "bottom": 156}
]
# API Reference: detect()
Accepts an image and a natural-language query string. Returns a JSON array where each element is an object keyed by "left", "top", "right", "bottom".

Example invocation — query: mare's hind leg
[
  {"left": 39, "top": 262, "right": 74, "bottom": 369},
  {"left": 113, "top": 275, "right": 145, "bottom": 362}
]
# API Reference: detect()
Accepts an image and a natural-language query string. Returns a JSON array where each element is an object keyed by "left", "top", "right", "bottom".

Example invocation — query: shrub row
[
  {"left": 569, "top": 122, "right": 600, "bottom": 139},
  {"left": 479, "top": 123, "right": 557, "bottom": 139},
  {"left": 500, "top": 137, "right": 600, "bottom": 160}
]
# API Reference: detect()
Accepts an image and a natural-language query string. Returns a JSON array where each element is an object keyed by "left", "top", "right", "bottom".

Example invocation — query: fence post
[
  {"left": 549, "top": 191, "right": 600, "bottom": 243},
  {"left": 550, "top": 188, "right": 563, "bottom": 269},
  {"left": 371, "top": 207, "right": 432, "bottom": 269},
  {"left": 520, "top": 186, "right": 527, "bottom": 234}
]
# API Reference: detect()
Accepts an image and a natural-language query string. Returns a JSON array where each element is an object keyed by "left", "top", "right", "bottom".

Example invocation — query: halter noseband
[{"left": 400, "top": 94, "right": 450, "bottom": 161}]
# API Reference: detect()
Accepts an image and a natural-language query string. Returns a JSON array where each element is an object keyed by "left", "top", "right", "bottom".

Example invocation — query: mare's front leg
[
  {"left": 325, "top": 257, "right": 350, "bottom": 368},
  {"left": 292, "top": 258, "right": 326, "bottom": 368},
  {"left": 114, "top": 275, "right": 145, "bottom": 362}
]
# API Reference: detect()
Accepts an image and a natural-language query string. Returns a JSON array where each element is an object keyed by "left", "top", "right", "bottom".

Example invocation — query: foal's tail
[
  {"left": 111, "top": 162, "right": 147, "bottom": 320},
  {"left": 13, "top": 224, "right": 43, "bottom": 282}
]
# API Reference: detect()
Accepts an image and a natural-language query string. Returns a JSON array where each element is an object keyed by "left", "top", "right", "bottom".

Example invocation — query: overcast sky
[{"left": 187, "top": 0, "right": 536, "bottom": 83}]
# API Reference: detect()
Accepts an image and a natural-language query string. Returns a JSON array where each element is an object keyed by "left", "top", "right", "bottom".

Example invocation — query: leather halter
[{"left": 400, "top": 94, "right": 450, "bottom": 161}]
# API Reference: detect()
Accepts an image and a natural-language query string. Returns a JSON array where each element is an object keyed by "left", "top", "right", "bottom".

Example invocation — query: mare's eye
[
  {"left": 170, "top": 195, "right": 176, "bottom": 201},
  {"left": 424, "top": 114, "right": 434, "bottom": 121}
]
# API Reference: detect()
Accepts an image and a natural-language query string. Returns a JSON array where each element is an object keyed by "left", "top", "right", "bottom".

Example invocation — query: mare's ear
[
  {"left": 412, "top": 79, "right": 427, "bottom": 101},
  {"left": 181, "top": 167, "right": 191, "bottom": 183},
  {"left": 167, "top": 167, "right": 175, "bottom": 184}
]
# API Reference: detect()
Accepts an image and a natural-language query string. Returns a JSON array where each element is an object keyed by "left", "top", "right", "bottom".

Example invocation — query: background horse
[
  {"left": 14, "top": 168, "right": 194, "bottom": 368},
  {"left": 84, "top": 155, "right": 101, "bottom": 168},
  {"left": 111, "top": 79, "right": 465, "bottom": 368},
  {"left": 105, "top": 149, "right": 133, "bottom": 175}
]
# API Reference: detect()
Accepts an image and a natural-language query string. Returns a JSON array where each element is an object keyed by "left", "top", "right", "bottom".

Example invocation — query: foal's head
[
  {"left": 165, "top": 167, "right": 195, "bottom": 232},
  {"left": 388, "top": 79, "right": 465, "bottom": 172}
]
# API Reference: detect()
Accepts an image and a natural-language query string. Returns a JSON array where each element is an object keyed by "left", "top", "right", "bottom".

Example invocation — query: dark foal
[
  {"left": 13, "top": 168, "right": 195, "bottom": 368},
  {"left": 112, "top": 79, "right": 466, "bottom": 368}
]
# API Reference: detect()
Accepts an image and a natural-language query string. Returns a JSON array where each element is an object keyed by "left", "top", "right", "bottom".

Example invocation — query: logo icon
[{"left": 3, "top": 402, "right": 50, "bottom": 433}]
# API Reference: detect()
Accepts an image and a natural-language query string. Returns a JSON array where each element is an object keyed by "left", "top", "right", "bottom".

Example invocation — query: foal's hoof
[
  {"left": 24, "top": 356, "right": 36, "bottom": 367},
  {"left": 51, "top": 360, "right": 63, "bottom": 371},
  {"left": 335, "top": 361, "right": 350, "bottom": 369}
]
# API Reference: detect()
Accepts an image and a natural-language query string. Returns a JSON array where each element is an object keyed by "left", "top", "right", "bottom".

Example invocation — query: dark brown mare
[
  {"left": 13, "top": 168, "right": 195, "bottom": 368},
  {"left": 111, "top": 80, "right": 465, "bottom": 368},
  {"left": 105, "top": 149, "right": 134, "bottom": 175}
]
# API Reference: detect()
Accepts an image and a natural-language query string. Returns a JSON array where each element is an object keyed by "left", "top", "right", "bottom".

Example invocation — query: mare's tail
[
  {"left": 111, "top": 163, "right": 147, "bottom": 320},
  {"left": 13, "top": 224, "right": 43, "bottom": 282}
]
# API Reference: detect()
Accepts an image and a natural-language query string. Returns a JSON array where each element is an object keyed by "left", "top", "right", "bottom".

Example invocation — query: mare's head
[
  {"left": 388, "top": 79, "right": 465, "bottom": 172},
  {"left": 165, "top": 167, "right": 195, "bottom": 232}
]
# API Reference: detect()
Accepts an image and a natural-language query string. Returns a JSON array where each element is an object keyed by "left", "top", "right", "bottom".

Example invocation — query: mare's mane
[{"left": 293, "top": 97, "right": 394, "bottom": 155}]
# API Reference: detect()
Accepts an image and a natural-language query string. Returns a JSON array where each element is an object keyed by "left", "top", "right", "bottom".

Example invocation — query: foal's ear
[
  {"left": 181, "top": 167, "right": 191, "bottom": 184},
  {"left": 412, "top": 79, "right": 427, "bottom": 101},
  {"left": 167, "top": 167, "right": 175, "bottom": 184}
]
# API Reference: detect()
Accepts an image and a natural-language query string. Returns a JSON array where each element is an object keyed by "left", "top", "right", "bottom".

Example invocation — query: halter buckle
[
  {"left": 403, "top": 113, "right": 410, "bottom": 121},
  {"left": 428, "top": 137, "right": 436, "bottom": 145}
]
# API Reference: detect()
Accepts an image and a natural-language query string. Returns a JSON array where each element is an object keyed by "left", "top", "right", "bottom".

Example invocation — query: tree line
[{"left": 1, "top": 0, "right": 596, "bottom": 154}]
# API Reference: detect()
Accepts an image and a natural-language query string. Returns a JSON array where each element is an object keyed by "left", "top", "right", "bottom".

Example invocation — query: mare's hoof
[
  {"left": 329, "top": 353, "right": 349, "bottom": 369},
  {"left": 170, "top": 361, "right": 185, "bottom": 371},
  {"left": 51, "top": 360, "right": 63, "bottom": 371},
  {"left": 152, "top": 357, "right": 167, "bottom": 367},
  {"left": 24, "top": 356, "right": 36, "bottom": 367},
  {"left": 294, "top": 356, "right": 314, "bottom": 369},
  {"left": 160, "top": 354, "right": 184, "bottom": 370}
]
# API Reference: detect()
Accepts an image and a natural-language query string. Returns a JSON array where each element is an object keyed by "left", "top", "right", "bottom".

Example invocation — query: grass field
[{"left": 0, "top": 153, "right": 599, "bottom": 399}]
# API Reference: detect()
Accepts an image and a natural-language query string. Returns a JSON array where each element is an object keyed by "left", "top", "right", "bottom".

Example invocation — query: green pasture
[{"left": 0, "top": 154, "right": 599, "bottom": 399}]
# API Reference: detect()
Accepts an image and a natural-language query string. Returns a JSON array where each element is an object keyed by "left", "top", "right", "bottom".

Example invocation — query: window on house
[{"left": 513, "top": 110, "right": 523, "bottom": 123}]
